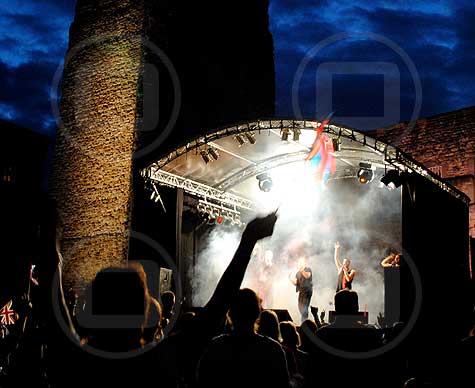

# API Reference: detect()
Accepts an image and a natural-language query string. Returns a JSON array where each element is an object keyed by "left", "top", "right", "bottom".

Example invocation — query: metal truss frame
[
  {"left": 142, "top": 167, "right": 254, "bottom": 210},
  {"left": 142, "top": 118, "right": 470, "bottom": 206}
]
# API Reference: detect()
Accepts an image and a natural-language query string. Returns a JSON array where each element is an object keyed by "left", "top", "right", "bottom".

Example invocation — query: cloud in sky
[
  {"left": 0, "top": 0, "right": 75, "bottom": 135},
  {"left": 0, "top": 0, "right": 474, "bottom": 135},
  {"left": 270, "top": 0, "right": 475, "bottom": 128}
]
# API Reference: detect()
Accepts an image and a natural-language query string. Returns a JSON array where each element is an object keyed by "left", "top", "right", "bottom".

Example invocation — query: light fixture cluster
[
  {"left": 200, "top": 146, "right": 220, "bottom": 164},
  {"left": 381, "top": 169, "right": 404, "bottom": 190},
  {"left": 234, "top": 131, "right": 257, "bottom": 147},
  {"left": 196, "top": 200, "right": 242, "bottom": 226}
]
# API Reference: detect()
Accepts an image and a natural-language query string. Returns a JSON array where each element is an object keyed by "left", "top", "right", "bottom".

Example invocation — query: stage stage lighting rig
[
  {"left": 207, "top": 146, "right": 220, "bottom": 160},
  {"left": 381, "top": 169, "right": 403, "bottom": 190},
  {"left": 256, "top": 173, "right": 273, "bottom": 192},
  {"left": 200, "top": 149, "right": 212, "bottom": 164},
  {"left": 245, "top": 132, "right": 256, "bottom": 144},
  {"left": 281, "top": 128, "right": 290, "bottom": 141},
  {"left": 292, "top": 128, "right": 301, "bottom": 141},
  {"left": 234, "top": 134, "right": 246, "bottom": 146},
  {"left": 357, "top": 162, "right": 374, "bottom": 184}
]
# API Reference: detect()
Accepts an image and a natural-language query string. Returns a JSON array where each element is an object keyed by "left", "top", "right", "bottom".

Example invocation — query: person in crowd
[
  {"left": 196, "top": 288, "right": 290, "bottom": 388},
  {"left": 280, "top": 320, "right": 308, "bottom": 387},
  {"left": 147, "top": 212, "right": 280, "bottom": 387},
  {"left": 297, "top": 319, "right": 317, "bottom": 353},
  {"left": 257, "top": 309, "right": 281, "bottom": 342},
  {"left": 160, "top": 290, "right": 176, "bottom": 329}
]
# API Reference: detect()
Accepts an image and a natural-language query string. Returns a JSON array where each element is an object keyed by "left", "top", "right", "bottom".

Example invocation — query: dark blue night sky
[{"left": 1, "top": 0, "right": 474, "bottom": 135}]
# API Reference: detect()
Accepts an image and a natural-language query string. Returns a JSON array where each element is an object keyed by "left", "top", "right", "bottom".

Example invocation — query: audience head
[
  {"left": 228, "top": 288, "right": 262, "bottom": 332},
  {"left": 257, "top": 309, "right": 281, "bottom": 342},
  {"left": 173, "top": 311, "right": 196, "bottom": 334},
  {"left": 280, "top": 321, "right": 301, "bottom": 350},
  {"left": 298, "top": 319, "right": 317, "bottom": 351},
  {"left": 85, "top": 263, "right": 151, "bottom": 351},
  {"left": 160, "top": 290, "right": 176, "bottom": 330},
  {"left": 334, "top": 289, "right": 359, "bottom": 315}
]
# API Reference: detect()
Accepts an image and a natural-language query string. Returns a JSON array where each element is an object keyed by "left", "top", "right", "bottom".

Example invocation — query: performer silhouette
[
  {"left": 289, "top": 257, "right": 313, "bottom": 322},
  {"left": 334, "top": 242, "right": 356, "bottom": 292}
]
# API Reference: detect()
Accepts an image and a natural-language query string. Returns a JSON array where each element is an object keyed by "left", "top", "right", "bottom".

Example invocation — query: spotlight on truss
[
  {"left": 235, "top": 135, "right": 246, "bottom": 146},
  {"left": 256, "top": 173, "right": 273, "bottom": 192},
  {"left": 332, "top": 138, "right": 341, "bottom": 152},
  {"left": 245, "top": 132, "right": 256, "bottom": 144},
  {"left": 381, "top": 169, "right": 403, "bottom": 190},
  {"left": 201, "top": 149, "right": 212, "bottom": 164},
  {"left": 292, "top": 128, "right": 301, "bottom": 141},
  {"left": 207, "top": 146, "right": 220, "bottom": 160},
  {"left": 357, "top": 162, "right": 374, "bottom": 184},
  {"left": 281, "top": 128, "right": 290, "bottom": 141}
]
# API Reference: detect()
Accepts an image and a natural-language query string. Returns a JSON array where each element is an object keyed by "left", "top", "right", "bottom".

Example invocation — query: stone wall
[
  {"left": 370, "top": 106, "right": 475, "bottom": 237},
  {"left": 50, "top": 0, "right": 276, "bottom": 289},
  {"left": 50, "top": 0, "right": 145, "bottom": 289}
]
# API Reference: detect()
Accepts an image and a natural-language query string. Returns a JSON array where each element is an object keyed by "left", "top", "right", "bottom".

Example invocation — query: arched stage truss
[{"left": 141, "top": 119, "right": 469, "bottom": 216}]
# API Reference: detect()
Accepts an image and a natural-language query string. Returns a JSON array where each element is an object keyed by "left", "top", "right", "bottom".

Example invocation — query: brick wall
[
  {"left": 50, "top": 0, "right": 145, "bottom": 289},
  {"left": 370, "top": 106, "right": 475, "bottom": 237}
]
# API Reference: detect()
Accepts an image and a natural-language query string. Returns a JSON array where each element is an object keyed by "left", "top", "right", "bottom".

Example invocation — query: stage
[{"left": 133, "top": 118, "right": 471, "bottom": 336}]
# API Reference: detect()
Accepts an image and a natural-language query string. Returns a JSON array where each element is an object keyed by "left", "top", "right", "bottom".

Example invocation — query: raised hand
[
  {"left": 334, "top": 241, "right": 340, "bottom": 250},
  {"left": 242, "top": 212, "right": 278, "bottom": 242}
]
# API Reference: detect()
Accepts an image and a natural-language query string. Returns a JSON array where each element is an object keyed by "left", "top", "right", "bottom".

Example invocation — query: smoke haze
[{"left": 190, "top": 164, "right": 402, "bottom": 325}]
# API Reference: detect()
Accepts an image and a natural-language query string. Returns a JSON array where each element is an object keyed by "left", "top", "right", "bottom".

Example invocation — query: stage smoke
[{"left": 191, "top": 162, "right": 402, "bottom": 325}]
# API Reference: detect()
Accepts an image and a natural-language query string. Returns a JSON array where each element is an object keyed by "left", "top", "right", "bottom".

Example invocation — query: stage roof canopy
[{"left": 142, "top": 119, "right": 469, "bottom": 212}]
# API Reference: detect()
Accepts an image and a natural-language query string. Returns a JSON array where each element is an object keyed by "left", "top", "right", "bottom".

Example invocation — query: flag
[
  {"left": 0, "top": 300, "right": 16, "bottom": 326},
  {"left": 305, "top": 112, "right": 336, "bottom": 181}
]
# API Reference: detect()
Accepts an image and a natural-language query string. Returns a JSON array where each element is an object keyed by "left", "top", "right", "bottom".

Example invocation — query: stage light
[
  {"left": 216, "top": 215, "right": 224, "bottom": 224},
  {"left": 357, "top": 162, "right": 374, "bottom": 184},
  {"left": 232, "top": 213, "right": 241, "bottom": 225},
  {"left": 235, "top": 135, "right": 246, "bottom": 146},
  {"left": 245, "top": 132, "right": 256, "bottom": 144},
  {"left": 292, "top": 128, "right": 301, "bottom": 141},
  {"left": 207, "top": 146, "right": 220, "bottom": 160},
  {"left": 381, "top": 169, "right": 402, "bottom": 189},
  {"left": 256, "top": 173, "right": 273, "bottom": 192},
  {"left": 200, "top": 149, "right": 212, "bottom": 164},
  {"left": 332, "top": 138, "right": 341, "bottom": 152},
  {"left": 281, "top": 128, "right": 290, "bottom": 141}
]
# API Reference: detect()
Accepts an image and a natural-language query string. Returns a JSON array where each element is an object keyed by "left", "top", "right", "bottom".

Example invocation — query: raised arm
[
  {"left": 334, "top": 242, "right": 342, "bottom": 270},
  {"left": 380, "top": 254, "right": 394, "bottom": 268},
  {"left": 202, "top": 212, "right": 277, "bottom": 329},
  {"left": 288, "top": 272, "right": 297, "bottom": 286}
]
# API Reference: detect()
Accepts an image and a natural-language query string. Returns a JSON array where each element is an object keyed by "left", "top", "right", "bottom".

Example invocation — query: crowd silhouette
[{"left": 0, "top": 206, "right": 474, "bottom": 388}]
